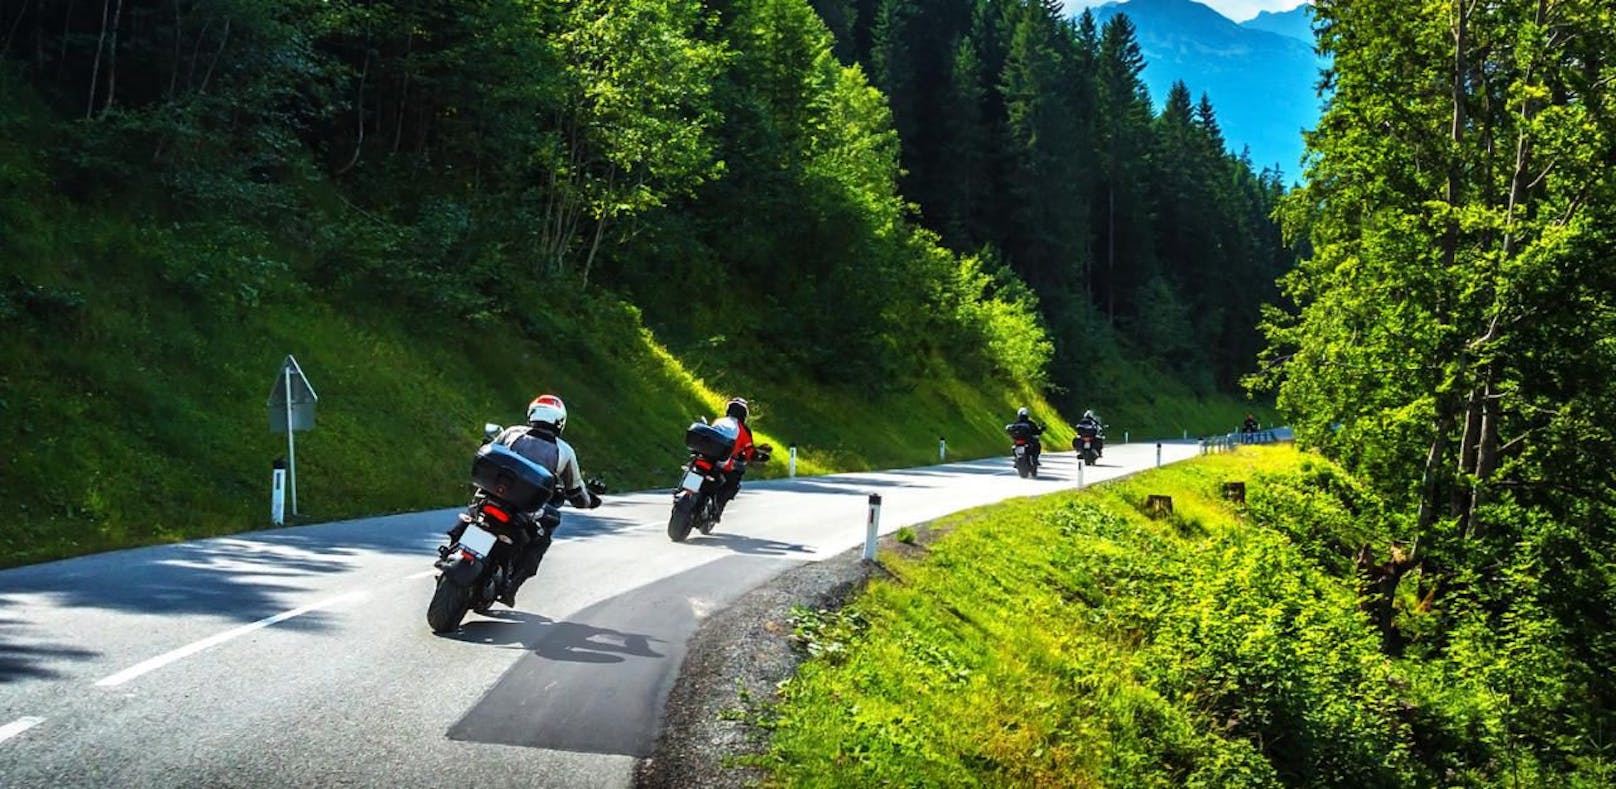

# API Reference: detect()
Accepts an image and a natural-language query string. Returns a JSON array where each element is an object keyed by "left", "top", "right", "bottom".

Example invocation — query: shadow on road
[
  {"left": 0, "top": 618, "right": 100, "bottom": 683},
  {"left": 449, "top": 610, "right": 666, "bottom": 665},
  {"left": 683, "top": 532, "right": 815, "bottom": 557}
]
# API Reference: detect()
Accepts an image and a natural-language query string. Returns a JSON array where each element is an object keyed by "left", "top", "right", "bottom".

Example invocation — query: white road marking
[
  {"left": 405, "top": 570, "right": 438, "bottom": 580},
  {"left": 0, "top": 717, "right": 44, "bottom": 745},
  {"left": 95, "top": 591, "right": 371, "bottom": 688}
]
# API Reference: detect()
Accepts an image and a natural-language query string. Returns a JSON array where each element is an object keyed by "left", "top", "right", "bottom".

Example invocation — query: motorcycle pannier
[
  {"left": 685, "top": 421, "right": 738, "bottom": 459},
  {"left": 471, "top": 443, "right": 558, "bottom": 511}
]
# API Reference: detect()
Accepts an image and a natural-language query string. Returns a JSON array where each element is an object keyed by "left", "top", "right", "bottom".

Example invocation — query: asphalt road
[{"left": 0, "top": 440, "right": 1199, "bottom": 788}]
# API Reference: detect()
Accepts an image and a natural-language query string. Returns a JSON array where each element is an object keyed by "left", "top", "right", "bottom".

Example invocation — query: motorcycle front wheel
[
  {"left": 427, "top": 575, "right": 472, "bottom": 633},
  {"left": 668, "top": 494, "right": 697, "bottom": 542}
]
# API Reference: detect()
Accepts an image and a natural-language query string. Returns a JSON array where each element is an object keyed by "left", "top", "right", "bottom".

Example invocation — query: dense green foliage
[
  {"left": 810, "top": 0, "right": 1295, "bottom": 394},
  {"left": 1252, "top": 0, "right": 1616, "bottom": 781},
  {"left": 760, "top": 447, "right": 1616, "bottom": 786}
]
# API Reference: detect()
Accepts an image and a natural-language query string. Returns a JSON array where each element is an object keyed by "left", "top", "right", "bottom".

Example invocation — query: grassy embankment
[
  {"left": 0, "top": 83, "right": 1262, "bottom": 569},
  {"left": 758, "top": 445, "right": 1599, "bottom": 787}
]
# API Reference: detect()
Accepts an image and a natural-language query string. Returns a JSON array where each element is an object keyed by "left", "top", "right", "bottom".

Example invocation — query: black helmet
[{"left": 725, "top": 397, "right": 750, "bottom": 423}]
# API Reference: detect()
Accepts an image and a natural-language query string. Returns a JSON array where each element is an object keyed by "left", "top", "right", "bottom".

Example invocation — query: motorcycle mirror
[
  {"left": 483, "top": 423, "right": 502, "bottom": 440},
  {"left": 697, "top": 415, "right": 709, "bottom": 425}
]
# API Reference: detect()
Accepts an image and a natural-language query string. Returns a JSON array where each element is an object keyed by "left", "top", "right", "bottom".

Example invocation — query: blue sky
[{"left": 1066, "top": 0, "right": 1310, "bottom": 24}]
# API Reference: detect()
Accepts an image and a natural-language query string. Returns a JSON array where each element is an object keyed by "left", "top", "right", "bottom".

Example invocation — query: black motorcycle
[
  {"left": 1074, "top": 427, "right": 1105, "bottom": 466},
  {"left": 427, "top": 424, "right": 605, "bottom": 633},
  {"left": 667, "top": 418, "right": 771, "bottom": 542},
  {"left": 1006, "top": 422, "right": 1041, "bottom": 478}
]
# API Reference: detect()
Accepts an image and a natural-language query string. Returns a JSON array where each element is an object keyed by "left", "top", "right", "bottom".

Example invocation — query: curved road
[{"left": 0, "top": 441, "right": 1198, "bottom": 787}]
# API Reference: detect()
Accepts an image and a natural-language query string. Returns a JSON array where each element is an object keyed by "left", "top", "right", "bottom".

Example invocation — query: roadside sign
[
  {"left": 267, "top": 355, "right": 317, "bottom": 516},
  {"left": 268, "top": 355, "right": 318, "bottom": 433}
]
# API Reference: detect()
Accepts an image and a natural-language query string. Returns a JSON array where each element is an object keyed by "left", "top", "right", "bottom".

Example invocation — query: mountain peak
[
  {"left": 1240, "top": 5, "right": 1316, "bottom": 44},
  {"left": 1085, "top": 0, "right": 1325, "bottom": 173}
]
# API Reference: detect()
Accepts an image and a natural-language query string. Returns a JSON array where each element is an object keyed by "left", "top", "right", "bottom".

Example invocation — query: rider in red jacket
[{"left": 714, "top": 397, "right": 757, "bottom": 520}]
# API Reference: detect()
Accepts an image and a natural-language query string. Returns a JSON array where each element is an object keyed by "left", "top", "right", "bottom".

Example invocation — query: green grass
[
  {"left": 758, "top": 446, "right": 1455, "bottom": 787},
  {"left": 0, "top": 77, "right": 1257, "bottom": 568}
]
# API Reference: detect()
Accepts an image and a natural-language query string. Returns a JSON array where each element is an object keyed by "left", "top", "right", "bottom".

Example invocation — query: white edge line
[
  {"left": 405, "top": 569, "right": 437, "bottom": 580},
  {"left": 0, "top": 717, "right": 45, "bottom": 745},
  {"left": 95, "top": 590, "right": 370, "bottom": 688}
]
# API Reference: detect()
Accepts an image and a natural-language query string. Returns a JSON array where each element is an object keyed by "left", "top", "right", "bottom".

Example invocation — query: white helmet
[
  {"left": 527, "top": 394, "right": 568, "bottom": 435},
  {"left": 1017, "top": 407, "right": 1029, "bottom": 418}
]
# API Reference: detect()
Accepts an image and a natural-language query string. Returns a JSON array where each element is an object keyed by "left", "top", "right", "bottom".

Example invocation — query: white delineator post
[
  {"left": 938, "top": 436, "right": 946, "bottom": 463},
  {"left": 1156, "top": 442, "right": 1163, "bottom": 468},
  {"left": 863, "top": 493, "right": 882, "bottom": 562},
  {"left": 1124, "top": 430, "right": 1129, "bottom": 445},
  {"left": 271, "top": 460, "right": 287, "bottom": 525},
  {"left": 285, "top": 365, "right": 297, "bottom": 515},
  {"left": 1077, "top": 459, "right": 1085, "bottom": 487},
  {"left": 788, "top": 444, "right": 798, "bottom": 478}
]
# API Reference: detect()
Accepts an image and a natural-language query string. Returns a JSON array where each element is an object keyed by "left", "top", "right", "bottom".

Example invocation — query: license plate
[
  {"left": 1083, "top": 440, "right": 1091, "bottom": 449},
  {"left": 459, "top": 524, "right": 497, "bottom": 558},
  {"left": 1014, "top": 446, "right": 1026, "bottom": 457},
  {"left": 681, "top": 469, "right": 706, "bottom": 492}
]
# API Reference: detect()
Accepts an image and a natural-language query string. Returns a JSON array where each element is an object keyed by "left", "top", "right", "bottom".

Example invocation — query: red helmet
[{"left": 527, "top": 394, "right": 568, "bottom": 434}]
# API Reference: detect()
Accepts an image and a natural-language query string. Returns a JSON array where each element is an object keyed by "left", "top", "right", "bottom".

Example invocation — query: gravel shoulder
[{"left": 634, "top": 524, "right": 944, "bottom": 789}]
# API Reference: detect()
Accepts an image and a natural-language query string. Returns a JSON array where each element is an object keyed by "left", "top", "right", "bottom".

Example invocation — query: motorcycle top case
[
  {"left": 470, "top": 443, "right": 558, "bottom": 511},
  {"left": 1005, "top": 422, "right": 1040, "bottom": 441},
  {"left": 685, "top": 418, "right": 740, "bottom": 459}
]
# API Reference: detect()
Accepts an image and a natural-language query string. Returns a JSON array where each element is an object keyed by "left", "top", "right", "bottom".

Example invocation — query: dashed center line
[
  {"left": 95, "top": 590, "right": 371, "bottom": 688},
  {"left": 0, "top": 717, "right": 44, "bottom": 745}
]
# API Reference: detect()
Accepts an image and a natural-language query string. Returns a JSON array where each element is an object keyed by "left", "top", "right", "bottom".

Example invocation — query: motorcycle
[
  {"left": 1006, "top": 422, "right": 1041, "bottom": 479},
  {"left": 667, "top": 417, "right": 771, "bottom": 542},
  {"left": 427, "top": 424, "right": 606, "bottom": 633},
  {"left": 1074, "top": 427, "right": 1104, "bottom": 466}
]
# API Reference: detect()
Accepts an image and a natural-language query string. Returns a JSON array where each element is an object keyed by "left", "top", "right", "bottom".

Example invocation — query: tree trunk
[
  {"left": 2, "top": 0, "right": 31, "bottom": 58},
  {"left": 102, "top": 0, "right": 124, "bottom": 113},
  {"left": 1356, "top": 543, "right": 1418, "bottom": 655},
  {"left": 86, "top": 0, "right": 112, "bottom": 118},
  {"left": 197, "top": 18, "right": 230, "bottom": 96},
  {"left": 336, "top": 44, "right": 370, "bottom": 176}
]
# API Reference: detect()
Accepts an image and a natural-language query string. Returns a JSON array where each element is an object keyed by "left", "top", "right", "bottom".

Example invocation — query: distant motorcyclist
[
  {"left": 447, "top": 394, "right": 600, "bottom": 606},
  {"left": 1242, "top": 413, "right": 1259, "bottom": 433},
  {"left": 713, "top": 397, "right": 760, "bottom": 521},
  {"left": 1074, "top": 410, "right": 1104, "bottom": 456},
  {"left": 1007, "top": 407, "right": 1045, "bottom": 463}
]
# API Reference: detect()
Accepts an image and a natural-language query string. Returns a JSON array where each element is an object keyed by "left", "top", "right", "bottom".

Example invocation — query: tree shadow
[{"left": 0, "top": 618, "right": 100, "bottom": 683}]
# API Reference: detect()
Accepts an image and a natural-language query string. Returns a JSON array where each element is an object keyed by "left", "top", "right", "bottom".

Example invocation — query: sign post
[{"left": 268, "top": 355, "right": 318, "bottom": 517}]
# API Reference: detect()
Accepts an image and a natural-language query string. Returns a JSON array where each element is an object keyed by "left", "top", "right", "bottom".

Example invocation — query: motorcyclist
[
  {"left": 446, "top": 394, "right": 601, "bottom": 607},
  {"left": 1007, "top": 406, "right": 1044, "bottom": 463},
  {"left": 1242, "top": 413, "right": 1259, "bottom": 433},
  {"left": 712, "top": 397, "right": 760, "bottom": 521},
  {"left": 1074, "top": 410, "right": 1104, "bottom": 456}
]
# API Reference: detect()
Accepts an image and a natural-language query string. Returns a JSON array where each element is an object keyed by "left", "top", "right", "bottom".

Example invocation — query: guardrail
[{"left": 1199, "top": 428, "right": 1286, "bottom": 454}]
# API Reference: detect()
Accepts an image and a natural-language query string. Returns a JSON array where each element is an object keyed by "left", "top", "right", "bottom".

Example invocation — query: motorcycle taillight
[
  {"left": 482, "top": 504, "right": 511, "bottom": 523},
  {"left": 694, "top": 459, "right": 713, "bottom": 471}
]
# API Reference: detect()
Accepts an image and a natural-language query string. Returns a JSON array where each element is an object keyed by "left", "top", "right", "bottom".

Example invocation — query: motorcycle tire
[
  {"left": 427, "top": 575, "right": 472, "bottom": 633},
  {"left": 668, "top": 495, "right": 697, "bottom": 543},
  {"left": 1015, "top": 458, "right": 1030, "bottom": 479}
]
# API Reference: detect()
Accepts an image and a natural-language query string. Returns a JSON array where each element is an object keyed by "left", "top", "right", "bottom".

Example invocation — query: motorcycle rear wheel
[
  {"left": 427, "top": 576, "right": 472, "bottom": 633},
  {"left": 668, "top": 495, "right": 697, "bottom": 542}
]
